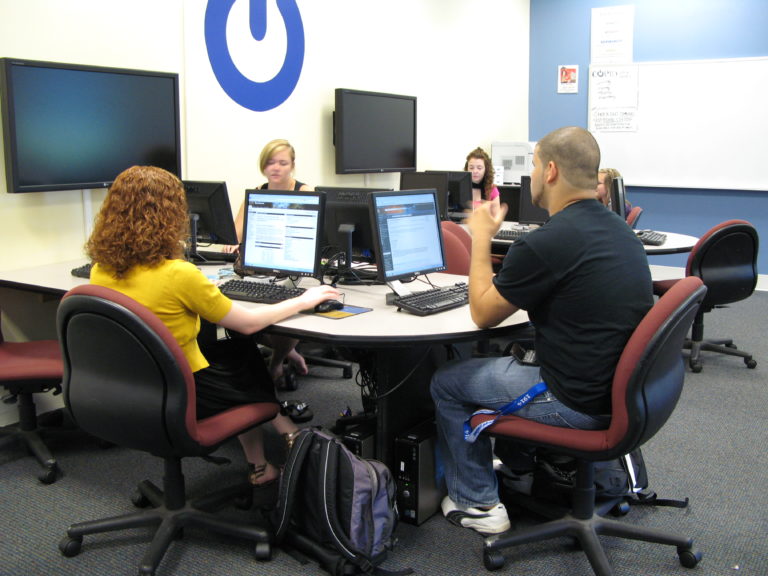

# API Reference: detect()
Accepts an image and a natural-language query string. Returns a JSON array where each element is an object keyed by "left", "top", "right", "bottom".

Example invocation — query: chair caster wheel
[
  {"left": 610, "top": 500, "right": 630, "bottom": 516},
  {"left": 131, "top": 490, "right": 151, "bottom": 508},
  {"left": 254, "top": 541, "right": 272, "bottom": 560},
  {"left": 59, "top": 535, "right": 82, "bottom": 557},
  {"left": 39, "top": 465, "right": 59, "bottom": 484},
  {"left": 746, "top": 358, "right": 757, "bottom": 369},
  {"left": 690, "top": 361, "right": 702, "bottom": 373},
  {"left": 483, "top": 549, "right": 505, "bottom": 571},
  {"left": 678, "top": 546, "right": 702, "bottom": 568}
]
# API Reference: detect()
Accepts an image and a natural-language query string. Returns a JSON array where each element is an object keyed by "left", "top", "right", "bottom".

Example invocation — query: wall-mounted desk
[{"left": 0, "top": 260, "right": 531, "bottom": 467}]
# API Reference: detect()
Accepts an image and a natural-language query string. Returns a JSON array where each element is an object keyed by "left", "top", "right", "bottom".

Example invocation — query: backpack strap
[
  {"left": 629, "top": 490, "right": 690, "bottom": 509},
  {"left": 271, "top": 428, "right": 315, "bottom": 542}
]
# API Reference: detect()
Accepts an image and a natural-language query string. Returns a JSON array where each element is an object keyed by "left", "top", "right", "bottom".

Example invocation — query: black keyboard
[
  {"left": 636, "top": 230, "right": 667, "bottom": 246},
  {"left": 219, "top": 279, "right": 305, "bottom": 304},
  {"left": 393, "top": 283, "right": 469, "bottom": 316},
  {"left": 194, "top": 250, "right": 238, "bottom": 263},
  {"left": 71, "top": 263, "right": 92, "bottom": 278},
  {"left": 494, "top": 228, "right": 529, "bottom": 241}
]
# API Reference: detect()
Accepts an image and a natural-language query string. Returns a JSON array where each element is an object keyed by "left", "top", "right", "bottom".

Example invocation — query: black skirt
[{"left": 194, "top": 336, "right": 277, "bottom": 419}]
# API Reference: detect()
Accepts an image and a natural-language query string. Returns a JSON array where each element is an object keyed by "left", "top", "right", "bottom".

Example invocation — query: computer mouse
[{"left": 315, "top": 299, "right": 344, "bottom": 313}]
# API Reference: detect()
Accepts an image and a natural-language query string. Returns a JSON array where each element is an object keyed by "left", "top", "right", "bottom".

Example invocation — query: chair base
[
  {"left": 0, "top": 393, "right": 63, "bottom": 484},
  {"left": 59, "top": 461, "right": 272, "bottom": 576},
  {"left": 685, "top": 337, "right": 756, "bottom": 373},
  {"left": 482, "top": 511, "right": 701, "bottom": 576}
]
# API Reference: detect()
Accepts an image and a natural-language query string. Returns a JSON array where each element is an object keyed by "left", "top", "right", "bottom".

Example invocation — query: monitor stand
[
  {"left": 335, "top": 223, "right": 374, "bottom": 285},
  {"left": 186, "top": 213, "right": 228, "bottom": 265}
]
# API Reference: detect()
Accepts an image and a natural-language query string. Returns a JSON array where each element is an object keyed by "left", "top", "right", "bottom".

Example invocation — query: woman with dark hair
[
  {"left": 87, "top": 165, "right": 340, "bottom": 488},
  {"left": 464, "top": 147, "right": 501, "bottom": 211}
]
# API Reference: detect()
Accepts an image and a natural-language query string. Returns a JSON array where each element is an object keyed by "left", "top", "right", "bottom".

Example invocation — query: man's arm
[{"left": 467, "top": 203, "right": 518, "bottom": 328}]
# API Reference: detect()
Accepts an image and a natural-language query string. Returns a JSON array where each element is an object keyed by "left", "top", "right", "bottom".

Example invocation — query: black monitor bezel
[
  {"left": 368, "top": 188, "right": 447, "bottom": 283},
  {"left": 1, "top": 57, "right": 182, "bottom": 193},
  {"left": 182, "top": 180, "right": 238, "bottom": 247},
  {"left": 399, "top": 171, "right": 450, "bottom": 221},
  {"left": 333, "top": 88, "right": 417, "bottom": 175},
  {"left": 426, "top": 170, "right": 473, "bottom": 213},
  {"left": 518, "top": 175, "right": 550, "bottom": 225},
  {"left": 610, "top": 177, "right": 627, "bottom": 220},
  {"left": 239, "top": 189, "right": 326, "bottom": 279},
  {"left": 318, "top": 186, "right": 387, "bottom": 264}
]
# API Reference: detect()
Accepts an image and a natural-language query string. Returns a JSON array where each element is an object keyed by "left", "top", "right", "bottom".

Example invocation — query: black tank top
[{"left": 259, "top": 180, "right": 305, "bottom": 191}]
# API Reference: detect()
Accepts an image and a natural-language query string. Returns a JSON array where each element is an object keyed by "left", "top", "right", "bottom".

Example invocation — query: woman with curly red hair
[{"left": 87, "top": 165, "right": 340, "bottom": 488}]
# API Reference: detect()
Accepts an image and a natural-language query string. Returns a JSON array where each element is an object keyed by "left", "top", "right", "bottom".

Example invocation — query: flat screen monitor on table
[
  {"left": 610, "top": 177, "right": 628, "bottom": 220},
  {"left": 182, "top": 180, "right": 238, "bottom": 263},
  {"left": 399, "top": 171, "right": 450, "bottom": 221},
  {"left": 518, "top": 175, "right": 549, "bottom": 226},
  {"left": 369, "top": 189, "right": 447, "bottom": 284},
  {"left": 239, "top": 189, "right": 326, "bottom": 279}
]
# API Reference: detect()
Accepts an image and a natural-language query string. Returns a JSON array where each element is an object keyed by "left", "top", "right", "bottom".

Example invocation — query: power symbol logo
[{"left": 204, "top": 0, "right": 304, "bottom": 111}]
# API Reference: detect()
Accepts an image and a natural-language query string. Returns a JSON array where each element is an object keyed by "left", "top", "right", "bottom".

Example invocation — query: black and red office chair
[
  {"left": 56, "top": 284, "right": 280, "bottom": 576},
  {"left": 469, "top": 276, "right": 706, "bottom": 576},
  {"left": 652, "top": 219, "right": 758, "bottom": 372},
  {"left": 0, "top": 310, "right": 63, "bottom": 484},
  {"left": 625, "top": 205, "right": 643, "bottom": 228},
  {"left": 441, "top": 221, "right": 471, "bottom": 276}
]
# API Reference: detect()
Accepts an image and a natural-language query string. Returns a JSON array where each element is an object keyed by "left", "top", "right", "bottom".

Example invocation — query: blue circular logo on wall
[{"left": 204, "top": 0, "right": 305, "bottom": 111}]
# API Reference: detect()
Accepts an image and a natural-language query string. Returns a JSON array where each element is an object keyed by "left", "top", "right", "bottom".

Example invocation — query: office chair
[
  {"left": 441, "top": 220, "right": 472, "bottom": 254},
  {"left": 0, "top": 310, "right": 64, "bottom": 484},
  {"left": 625, "top": 205, "right": 643, "bottom": 228},
  {"left": 441, "top": 222, "right": 471, "bottom": 275},
  {"left": 469, "top": 276, "right": 706, "bottom": 576},
  {"left": 56, "top": 284, "right": 279, "bottom": 576},
  {"left": 652, "top": 219, "right": 758, "bottom": 373}
]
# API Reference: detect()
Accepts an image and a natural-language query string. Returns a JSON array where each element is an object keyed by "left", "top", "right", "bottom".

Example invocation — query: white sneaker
[{"left": 441, "top": 495, "right": 511, "bottom": 534}]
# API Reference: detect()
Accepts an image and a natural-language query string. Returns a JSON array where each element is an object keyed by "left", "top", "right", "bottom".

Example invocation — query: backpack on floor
[
  {"left": 270, "top": 427, "right": 411, "bottom": 576},
  {"left": 525, "top": 447, "right": 687, "bottom": 510}
]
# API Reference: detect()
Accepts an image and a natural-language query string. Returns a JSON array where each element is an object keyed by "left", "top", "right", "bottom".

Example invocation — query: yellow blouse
[{"left": 90, "top": 260, "right": 232, "bottom": 372}]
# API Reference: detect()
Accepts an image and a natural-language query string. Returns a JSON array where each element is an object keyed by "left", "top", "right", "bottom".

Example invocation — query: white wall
[{"left": 1, "top": 0, "right": 529, "bottom": 275}]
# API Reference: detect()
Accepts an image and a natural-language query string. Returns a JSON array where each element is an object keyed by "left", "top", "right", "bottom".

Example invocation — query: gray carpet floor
[{"left": 1, "top": 293, "right": 766, "bottom": 576}]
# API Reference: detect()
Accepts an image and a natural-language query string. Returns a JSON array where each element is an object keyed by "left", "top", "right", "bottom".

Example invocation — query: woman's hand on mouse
[{"left": 300, "top": 285, "right": 341, "bottom": 309}]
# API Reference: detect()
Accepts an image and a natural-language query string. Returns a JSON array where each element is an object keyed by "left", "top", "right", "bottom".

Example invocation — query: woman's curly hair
[
  {"left": 464, "top": 147, "right": 496, "bottom": 201},
  {"left": 86, "top": 166, "right": 188, "bottom": 278}
]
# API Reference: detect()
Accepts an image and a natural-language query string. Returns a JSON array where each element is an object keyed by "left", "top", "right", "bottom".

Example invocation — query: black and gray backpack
[{"left": 270, "top": 427, "right": 411, "bottom": 576}]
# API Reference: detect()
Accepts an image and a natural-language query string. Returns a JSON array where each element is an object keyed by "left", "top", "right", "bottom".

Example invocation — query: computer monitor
[
  {"left": 369, "top": 189, "right": 447, "bottom": 284},
  {"left": 426, "top": 170, "right": 473, "bottom": 214},
  {"left": 182, "top": 180, "right": 239, "bottom": 263},
  {"left": 399, "top": 171, "right": 450, "bottom": 220},
  {"left": 318, "top": 187, "right": 387, "bottom": 277},
  {"left": 497, "top": 185, "right": 521, "bottom": 222},
  {"left": 517, "top": 175, "right": 549, "bottom": 226},
  {"left": 238, "top": 189, "right": 325, "bottom": 279},
  {"left": 610, "top": 177, "right": 627, "bottom": 220}
]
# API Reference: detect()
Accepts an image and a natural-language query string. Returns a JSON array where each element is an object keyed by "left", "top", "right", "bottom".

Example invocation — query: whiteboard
[{"left": 588, "top": 58, "right": 768, "bottom": 191}]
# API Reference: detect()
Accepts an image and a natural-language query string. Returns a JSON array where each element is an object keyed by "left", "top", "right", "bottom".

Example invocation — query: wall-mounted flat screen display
[
  {"left": 1, "top": 58, "right": 181, "bottom": 193},
  {"left": 334, "top": 88, "right": 416, "bottom": 174}
]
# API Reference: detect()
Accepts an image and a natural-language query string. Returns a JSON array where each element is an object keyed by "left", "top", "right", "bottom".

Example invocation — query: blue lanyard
[{"left": 463, "top": 382, "right": 548, "bottom": 443}]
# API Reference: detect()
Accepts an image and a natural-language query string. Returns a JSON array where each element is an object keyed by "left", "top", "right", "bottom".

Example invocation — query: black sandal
[
  {"left": 280, "top": 400, "right": 314, "bottom": 423},
  {"left": 274, "top": 362, "right": 298, "bottom": 391}
]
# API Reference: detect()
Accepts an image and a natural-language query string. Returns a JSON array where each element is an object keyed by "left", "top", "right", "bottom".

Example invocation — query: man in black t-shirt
[{"left": 432, "top": 127, "right": 653, "bottom": 535}]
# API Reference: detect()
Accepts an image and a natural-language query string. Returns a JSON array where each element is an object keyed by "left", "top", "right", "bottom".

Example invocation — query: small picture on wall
[{"left": 558, "top": 65, "right": 579, "bottom": 94}]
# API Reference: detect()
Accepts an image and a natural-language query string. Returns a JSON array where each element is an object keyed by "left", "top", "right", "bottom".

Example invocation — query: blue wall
[{"left": 529, "top": 0, "right": 768, "bottom": 269}]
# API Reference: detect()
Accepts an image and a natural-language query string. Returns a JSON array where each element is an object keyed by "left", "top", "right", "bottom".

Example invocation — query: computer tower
[
  {"left": 393, "top": 420, "right": 445, "bottom": 525},
  {"left": 341, "top": 418, "right": 376, "bottom": 460}
]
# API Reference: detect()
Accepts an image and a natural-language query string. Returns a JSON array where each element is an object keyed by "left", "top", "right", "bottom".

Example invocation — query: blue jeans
[{"left": 430, "top": 356, "right": 609, "bottom": 509}]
